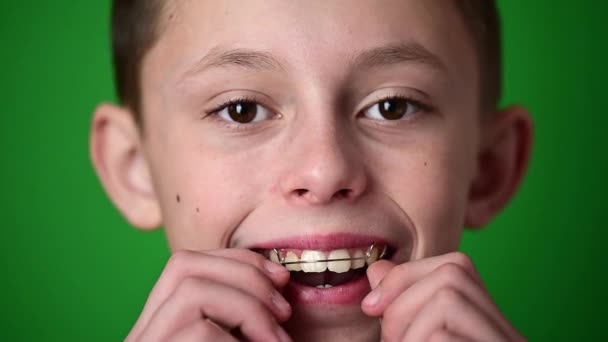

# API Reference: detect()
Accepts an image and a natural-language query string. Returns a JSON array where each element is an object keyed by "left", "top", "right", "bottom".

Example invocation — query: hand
[
  {"left": 125, "top": 249, "right": 292, "bottom": 342},
  {"left": 361, "top": 252, "right": 525, "bottom": 342}
]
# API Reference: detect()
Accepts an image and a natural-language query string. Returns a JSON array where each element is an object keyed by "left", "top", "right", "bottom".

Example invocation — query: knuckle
[
  {"left": 437, "top": 263, "right": 468, "bottom": 285},
  {"left": 167, "top": 250, "right": 195, "bottom": 271},
  {"left": 192, "top": 320, "right": 214, "bottom": 337},
  {"left": 447, "top": 251, "right": 474, "bottom": 271},
  {"left": 435, "top": 286, "right": 463, "bottom": 307}
]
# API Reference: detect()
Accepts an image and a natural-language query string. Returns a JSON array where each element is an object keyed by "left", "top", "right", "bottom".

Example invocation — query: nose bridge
[{"left": 277, "top": 106, "right": 367, "bottom": 205}]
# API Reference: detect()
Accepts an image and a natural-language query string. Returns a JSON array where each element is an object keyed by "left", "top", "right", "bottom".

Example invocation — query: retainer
[{"left": 271, "top": 242, "right": 389, "bottom": 266}]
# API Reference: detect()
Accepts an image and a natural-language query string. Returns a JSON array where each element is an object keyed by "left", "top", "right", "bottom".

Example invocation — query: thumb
[{"left": 366, "top": 260, "right": 396, "bottom": 289}]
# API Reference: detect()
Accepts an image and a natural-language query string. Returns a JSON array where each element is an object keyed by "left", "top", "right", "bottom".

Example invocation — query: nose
[{"left": 277, "top": 119, "right": 368, "bottom": 206}]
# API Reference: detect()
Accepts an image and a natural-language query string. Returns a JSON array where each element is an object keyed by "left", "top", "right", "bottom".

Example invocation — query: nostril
[
  {"left": 335, "top": 189, "right": 351, "bottom": 199},
  {"left": 293, "top": 188, "right": 352, "bottom": 200}
]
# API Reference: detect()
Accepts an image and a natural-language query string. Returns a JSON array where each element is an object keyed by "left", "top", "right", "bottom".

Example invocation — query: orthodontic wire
[{"left": 272, "top": 242, "right": 388, "bottom": 266}]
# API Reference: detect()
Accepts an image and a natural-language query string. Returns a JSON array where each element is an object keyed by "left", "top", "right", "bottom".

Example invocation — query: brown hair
[
  {"left": 453, "top": 0, "right": 502, "bottom": 114},
  {"left": 111, "top": 0, "right": 501, "bottom": 123},
  {"left": 111, "top": 0, "right": 165, "bottom": 123}
]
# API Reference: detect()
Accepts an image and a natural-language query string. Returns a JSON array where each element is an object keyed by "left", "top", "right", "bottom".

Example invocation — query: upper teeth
[
  {"left": 327, "top": 249, "right": 350, "bottom": 273},
  {"left": 300, "top": 250, "right": 327, "bottom": 272},
  {"left": 284, "top": 251, "right": 301, "bottom": 272},
  {"left": 351, "top": 249, "right": 366, "bottom": 269},
  {"left": 269, "top": 244, "right": 385, "bottom": 273}
]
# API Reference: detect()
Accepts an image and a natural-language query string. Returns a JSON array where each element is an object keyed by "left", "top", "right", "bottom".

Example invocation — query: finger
[
  {"left": 400, "top": 287, "right": 506, "bottom": 342},
  {"left": 428, "top": 330, "right": 474, "bottom": 342},
  {"left": 366, "top": 259, "right": 396, "bottom": 289},
  {"left": 139, "top": 277, "right": 291, "bottom": 342},
  {"left": 373, "top": 263, "right": 514, "bottom": 339},
  {"left": 127, "top": 249, "right": 290, "bottom": 342},
  {"left": 363, "top": 252, "right": 482, "bottom": 315},
  {"left": 170, "top": 319, "right": 238, "bottom": 342},
  {"left": 205, "top": 247, "right": 292, "bottom": 287}
]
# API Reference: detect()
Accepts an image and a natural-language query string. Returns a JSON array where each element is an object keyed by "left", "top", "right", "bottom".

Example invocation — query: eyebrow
[
  {"left": 183, "top": 46, "right": 285, "bottom": 78},
  {"left": 181, "top": 41, "right": 445, "bottom": 81},
  {"left": 351, "top": 41, "right": 446, "bottom": 72}
]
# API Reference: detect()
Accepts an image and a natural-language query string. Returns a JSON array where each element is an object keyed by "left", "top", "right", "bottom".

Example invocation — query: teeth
[
  {"left": 301, "top": 250, "right": 327, "bottom": 273},
  {"left": 270, "top": 250, "right": 281, "bottom": 264},
  {"left": 327, "top": 249, "right": 351, "bottom": 273},
  {"left": 351, "top": 249, "right": 366, "bottom": 269},
  {"left": 315, "top": 284, "right": 333, "bottom": 289},
  {"left": 366, "top": 246, "right": 379, "bottom": 265},
  {"left": 284, "top": 251, "right": 301, "bottom": 271},
  {"left": 267, "top": 244, "right": 389, "bottom": 273}
]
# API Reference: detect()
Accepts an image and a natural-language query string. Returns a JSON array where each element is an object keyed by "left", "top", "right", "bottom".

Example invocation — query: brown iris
[
  {"left": 227, "top": 101, "right": 258, "bottom": 123},
  {"left": 378, "top": 98, "right": 410, "bottom": 120}
]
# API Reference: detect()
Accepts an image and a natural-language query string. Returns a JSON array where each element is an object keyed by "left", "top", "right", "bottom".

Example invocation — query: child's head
[{"left": 91, "top": 0, "right": 532, "bottom": 336}]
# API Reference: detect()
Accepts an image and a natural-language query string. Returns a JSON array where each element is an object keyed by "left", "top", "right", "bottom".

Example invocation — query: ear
[
  {"left": 465, "top": 105, "right": 533, "bottom": 228},
  {"left": 89, "top": 103, "right": 162, "bottom": 230}
]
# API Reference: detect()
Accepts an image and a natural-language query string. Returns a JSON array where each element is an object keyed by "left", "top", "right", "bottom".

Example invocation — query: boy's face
[
  {"left": 94, "top": 0, "right": 528, "bottom": 339},
  {"left": 143, "top": 0, "right": 479, "bottom": 253}
]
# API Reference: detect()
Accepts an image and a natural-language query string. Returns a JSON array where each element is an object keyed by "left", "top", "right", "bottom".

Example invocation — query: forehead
[{"left": 143, "top": 0, "right": 477, "bottom": 102}]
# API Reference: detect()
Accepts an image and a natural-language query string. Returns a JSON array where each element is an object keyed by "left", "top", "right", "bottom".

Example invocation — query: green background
[{"left": 0, "top": 1, "right": 605, "bottom": 340}]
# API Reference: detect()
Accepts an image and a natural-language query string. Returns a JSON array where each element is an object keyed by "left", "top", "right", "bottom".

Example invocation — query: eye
[
  {"left": 215, "top": 100, "right": 272, "bottom": 124},
  {"left": 363, "top": 97, "right": 421, "bottom": 121}
]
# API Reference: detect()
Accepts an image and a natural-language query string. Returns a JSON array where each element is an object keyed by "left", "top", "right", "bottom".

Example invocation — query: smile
[{"left": 258, "top": 243, "right": 392, "bottom": 289}]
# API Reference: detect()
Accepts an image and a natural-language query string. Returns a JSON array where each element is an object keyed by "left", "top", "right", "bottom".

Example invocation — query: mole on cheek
[
  {"left": 424, "top": 162, "right": 428, "bottom": 166},
  {"left": 176, "top": 194, "right": 181, "bottom": 203},
  {"left": 196, "top": 207, "right": 200, "bottom": 213}
]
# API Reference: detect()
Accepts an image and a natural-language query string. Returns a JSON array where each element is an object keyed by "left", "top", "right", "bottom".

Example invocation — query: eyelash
[
  {"left": 203, "top": 95, "right": 274, "bottom": 130},
  {"left": 205, "top": 95, "right": 263, "bottom": 116},
  {"left": 368, "top": 93, "right": 433, "bottom": 115}
]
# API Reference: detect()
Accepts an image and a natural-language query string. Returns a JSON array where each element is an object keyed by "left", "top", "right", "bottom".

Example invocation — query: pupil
[
  {"left": 228, "top": 102, "right": 257, "bottom": 123},
  {"left": 379, "top": 99, "right": 407, "bottom": 120}
]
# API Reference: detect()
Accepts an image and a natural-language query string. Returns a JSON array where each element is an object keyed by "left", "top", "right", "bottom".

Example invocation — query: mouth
[
  {"left": 258, "top": 242, "right": 392, "bottom": 288},
  {"left": 251, "top": 237, "right": 396, "bottom": 305}
]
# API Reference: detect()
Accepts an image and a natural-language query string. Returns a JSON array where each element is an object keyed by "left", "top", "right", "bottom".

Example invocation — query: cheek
[
  {"left": 152, "top": 142, "right": 270, "bottom": 251},
  {"left": 368, "top": 135, "right": 475, "bottom": 258}
]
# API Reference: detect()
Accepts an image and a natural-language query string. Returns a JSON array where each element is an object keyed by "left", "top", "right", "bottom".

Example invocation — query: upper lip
[{"left": 247, "top": 232, "right": 394, "bottom": 251}]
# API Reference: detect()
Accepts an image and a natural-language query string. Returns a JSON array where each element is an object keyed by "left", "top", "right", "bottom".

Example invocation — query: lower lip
[{"left": 284, "top": 274, "right": 371, "bottom": 305}]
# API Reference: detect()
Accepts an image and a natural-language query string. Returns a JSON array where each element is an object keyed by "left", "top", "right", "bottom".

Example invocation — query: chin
[{"left": 283, "top": 302, "right": 380, "bottom": 342}]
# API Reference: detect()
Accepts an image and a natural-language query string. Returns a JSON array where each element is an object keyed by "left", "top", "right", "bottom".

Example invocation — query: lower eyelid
[{"left": 209, "top": 115, "right": 265, "bottom": 131}]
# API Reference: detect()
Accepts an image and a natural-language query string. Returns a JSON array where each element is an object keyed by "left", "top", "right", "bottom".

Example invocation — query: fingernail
[
  {"left": 275, "top": 325, "right": 292, "bottom": 342},
  {"left": 271, "top": 291, "right": 291, "bottom": 315},
  {"left": 265, "top": 260, "right": 288, "bottom": 274},
  {"left": 362, "top": 288, "right": 381, "bottom": 307}
]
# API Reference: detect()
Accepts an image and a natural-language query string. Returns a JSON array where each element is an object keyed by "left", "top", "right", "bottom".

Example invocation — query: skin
[{"left": 90, "top": 0, "right": 533, "bottom": 341}]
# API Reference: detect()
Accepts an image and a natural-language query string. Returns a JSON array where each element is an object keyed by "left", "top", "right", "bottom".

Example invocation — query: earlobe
[
  {"left": 465, "top": 106, "right": 533, "bottom": 228},
  {"left": 89, "top": 103, "right": 162, "bottom": 230}
]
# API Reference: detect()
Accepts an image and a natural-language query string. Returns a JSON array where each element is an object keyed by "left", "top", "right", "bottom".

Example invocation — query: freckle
[
  {"left": 424, "top": 162, "right": 428, "bottom": 166},
  {"left": 176, "top": 194, "right": 180, "bottom": 203},
  {"left": 196, "top": 207, "right": 200, "bottom": 213}
]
